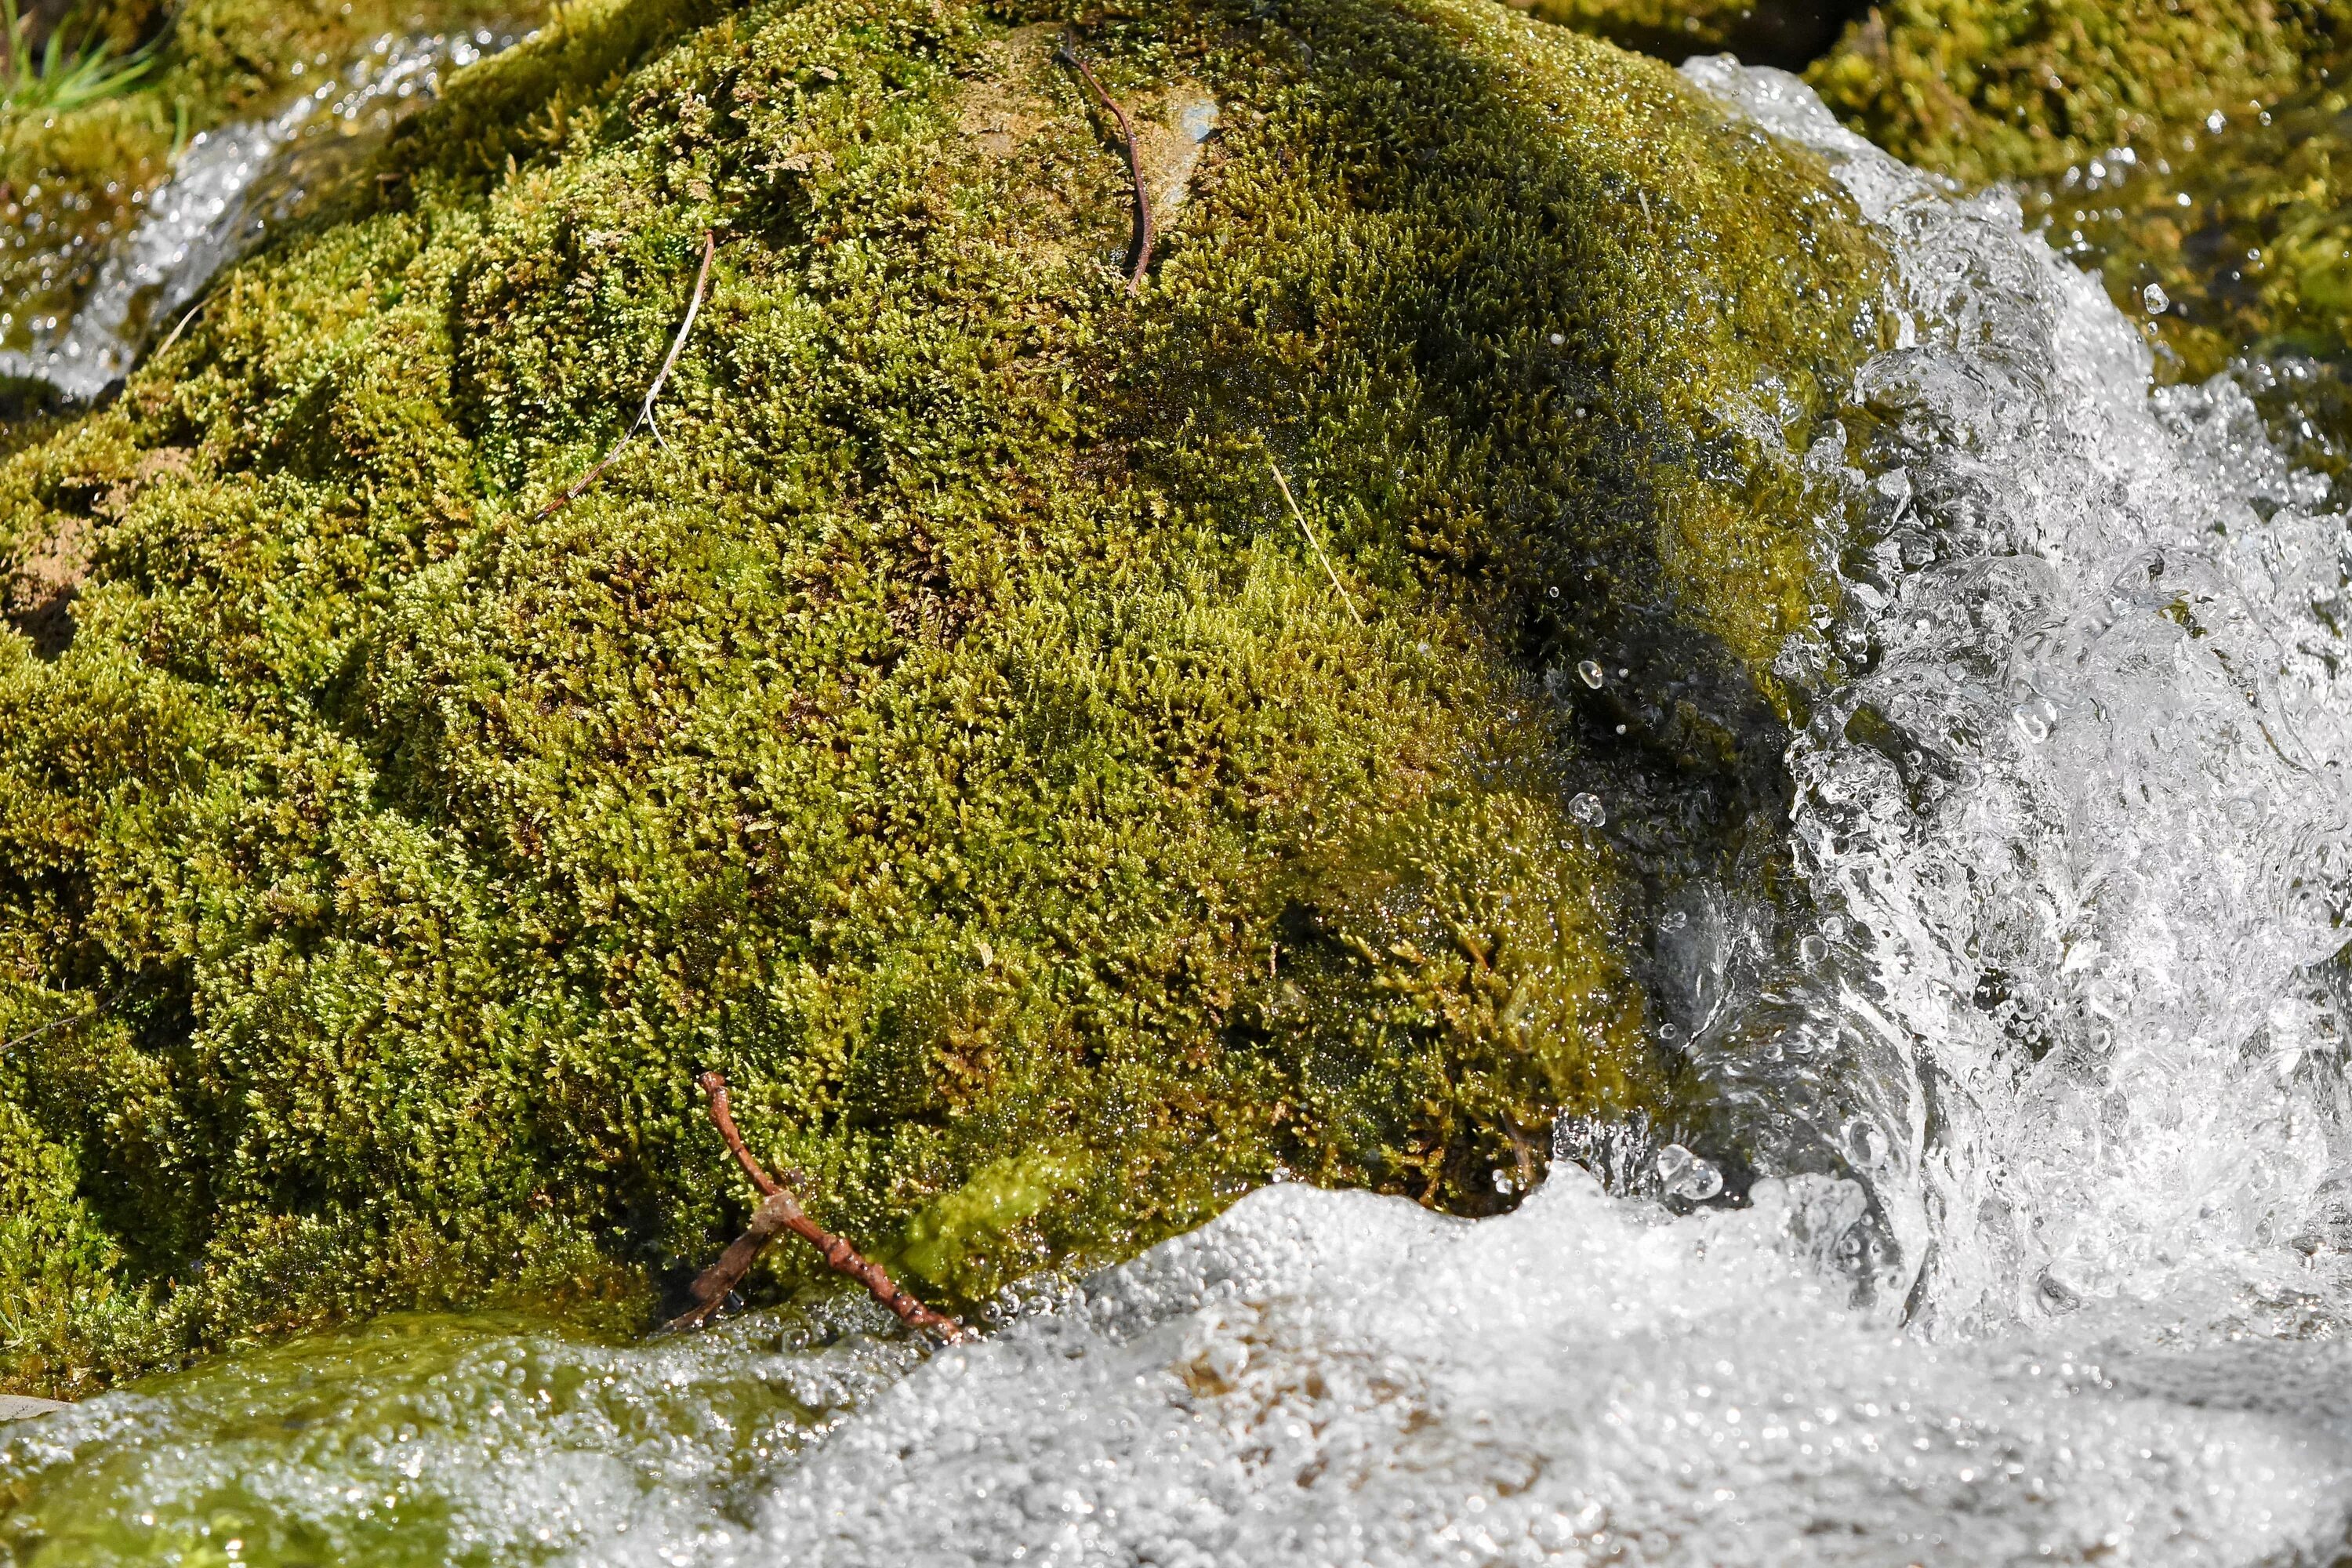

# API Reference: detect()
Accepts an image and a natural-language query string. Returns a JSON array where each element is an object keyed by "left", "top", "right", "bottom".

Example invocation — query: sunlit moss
[
  {"left": 0, "top": 0, "right": 1883, "bottom": 1393},
  {"left": 1803, "top": 0, "right": 2352, "bottom": 407}
]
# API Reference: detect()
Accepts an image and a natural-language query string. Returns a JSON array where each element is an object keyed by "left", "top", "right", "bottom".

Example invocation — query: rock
[{"left": 0, "top": 0, "right": 1885, "bottom": 1392}]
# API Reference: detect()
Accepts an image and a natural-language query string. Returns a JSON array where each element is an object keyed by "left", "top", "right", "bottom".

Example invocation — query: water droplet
[
  {"left": 1659, "top": 909, "right": 1688, "bottom": 931},
  {"left": 2142, "top": 282, "right": 2169, "bottom": 314},
  {"left": 1799, "top": 933, "right": 1825, "bottom": 964},
  {"left": 1577, "top": 659, "right": 1605, "bottom": 689},
  {"left": 1570, "top": 793, "right": 1606, "bottom": 828},
  {"left": 1657, "top": 1142, "right": 1722, "bottom": 1202},
  {"left": 1548, "top": 585, "right": 1561, "bottom": 599}
]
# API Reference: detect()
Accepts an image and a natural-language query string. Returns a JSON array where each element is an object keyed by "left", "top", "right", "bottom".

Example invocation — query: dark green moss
[
  {"left": 1512, "top": 0, "right": 1857, "bottom": 71},
  {"left": 0, "top": 0, "right": 1883, "bottom": 1393}
]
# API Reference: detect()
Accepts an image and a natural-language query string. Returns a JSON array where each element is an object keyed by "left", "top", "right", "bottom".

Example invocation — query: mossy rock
[
  {"left": 0, "top": 0, "right": 1883, "bottom": 1393},
  {"left": 1512, "top": 0, "right": 1860, "bottom": 71},
  {"left": 1802, "top": 0, "right": 2352, "bottom": 413}
]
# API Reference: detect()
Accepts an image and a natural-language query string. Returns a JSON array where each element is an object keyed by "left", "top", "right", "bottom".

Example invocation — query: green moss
[
  {"left": 0, "top": 0, "right": 1883, "bottom": 1392},
  {"left": 1512, "top": 0, "right": 1855, "bottom": 71},
  {"left": 1801, "top": 0, "right": 2352, "bottom": 409},
  {"left": 1806, "top": 0, "right": 2346, "bottom": 187}
]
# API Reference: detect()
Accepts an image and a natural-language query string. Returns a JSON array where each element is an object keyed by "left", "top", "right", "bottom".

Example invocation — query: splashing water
[
  {"left": 0, "top": 27, "right": 521, "bottom": 401},
  {"left": 12, "top": 63, "right": 2352, "bottom": 1567}
]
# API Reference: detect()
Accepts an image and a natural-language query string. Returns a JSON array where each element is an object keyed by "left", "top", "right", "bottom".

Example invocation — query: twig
[
  {"left": 700, "top": 1069, "right": 782, "bottom": 1197},
  {"left": 672, "top": 1072, "right": 970, "bottom": 1343},
  {"left": 1269, "top": 458, "right": 1364, "bottom": 626},
  {"left": 1058, "top": 42, "right": 1154, "bottom": 296},
  {"left": 0, "top": 1000, "right": 103, "bottom": 1055},
  {"left": 537, "top": 229, "right": 717, "bottom": 520}
]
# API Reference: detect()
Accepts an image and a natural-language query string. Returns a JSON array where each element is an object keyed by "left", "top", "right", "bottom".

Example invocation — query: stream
[{"left": 9, "top": 51, "right": 2352, "bottom": 1568}]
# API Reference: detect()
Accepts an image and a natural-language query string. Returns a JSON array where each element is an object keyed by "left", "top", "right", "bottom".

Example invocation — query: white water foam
[{"left": 11, "top": 62, "right": 2352, "bottom": 1568}]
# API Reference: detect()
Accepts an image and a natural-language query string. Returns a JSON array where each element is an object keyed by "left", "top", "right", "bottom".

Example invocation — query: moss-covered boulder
[{"left": 0, "top": 0, "right": 1882, "bottom": 1393}]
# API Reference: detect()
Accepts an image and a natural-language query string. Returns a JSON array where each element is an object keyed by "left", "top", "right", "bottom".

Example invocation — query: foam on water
[{"left": 12, "top": 63, "right": 2352, "bottom": 1568}]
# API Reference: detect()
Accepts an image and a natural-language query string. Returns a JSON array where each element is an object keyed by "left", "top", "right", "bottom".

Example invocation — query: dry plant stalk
[
  {"left": 539, "top": 229, "right": 717, "bottom": 520},
  {"left": 151, "top": 299, "right": 206, "bottom": 362},
  {"left": 1058, "top": 42, "right": 1155, "bottom": 296},
  {"left": 671, "top": 1071, "right": 971, "bottom": 1342},
  {"left": 1269, "top": 458, "right": 1365, "bottom": 626}
]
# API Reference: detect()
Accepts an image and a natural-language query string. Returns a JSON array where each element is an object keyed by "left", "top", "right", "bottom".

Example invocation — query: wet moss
[
  {"left": 0, "top": 0, "right": 536, "bottom": 357},
  {"left": 1803, "top": 0, "right": 2352, "bottom": 405},
  {"left": 0, "top": 0, "right": 1883, "bottom": 1392},
  {"left": 1806, "top": 0, "right": 2347, "bottom": 187}
]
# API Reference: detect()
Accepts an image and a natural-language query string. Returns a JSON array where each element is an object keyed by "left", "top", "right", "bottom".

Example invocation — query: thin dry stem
[
  {"left": 673, "top": 1072, "right": 971, "bottom": 1343},
  {"left": 151, "top": 299, "right": 205, "bottom": 362},
  {"left": 538, "top": 229, "right": 717, "bottom": 520},
  {"left": 1059, "top": 42, "right": 1155, "bottom": 296},
  {"left": 1269, "top": 458, "right": 1365, "bottom": 626},
  {"left": 0, "top": 1004, "right": 98, "bottom": 1054}
]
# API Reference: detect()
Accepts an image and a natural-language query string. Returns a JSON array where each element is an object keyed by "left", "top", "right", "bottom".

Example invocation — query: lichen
[{"left": 0, "top": 0, "right": 1885, "bottom": 1393}]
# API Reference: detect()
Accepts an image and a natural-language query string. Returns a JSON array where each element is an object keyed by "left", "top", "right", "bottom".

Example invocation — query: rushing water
[
  {"left": 11, "top": 60, "right": 2352, "bottom": 1566},
  {"left": 0, "top": 25, "right": 524, "bottom": 401}
]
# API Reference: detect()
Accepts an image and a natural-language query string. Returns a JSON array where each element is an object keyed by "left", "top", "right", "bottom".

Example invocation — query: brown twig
[
  {"left": 537, "top": 229, "right": 717, "bottom": 521},
  {"left": 0, "top": 1004, "right": 99, "bottom": 1054},
  {"left": 1058, "top": 42, "right": 1154, "bottom": 296},
  {"left": 672, "top": 1072, "right": 971, "bottom": 1342}
]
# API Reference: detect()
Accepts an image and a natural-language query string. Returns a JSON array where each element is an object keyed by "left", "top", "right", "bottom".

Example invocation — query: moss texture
[
  {"left": 1806, "top": 0, "right": 2347, "bottom": 187},
  {"left": 1512, "top": 0, "right": 1857, "bottom": 71},
  {"left": 0, "top": 0, "right": 1883, "bottom": 1394},
  {"left": 1800, "top": 0, "right": 2352, "bottom": 405}
]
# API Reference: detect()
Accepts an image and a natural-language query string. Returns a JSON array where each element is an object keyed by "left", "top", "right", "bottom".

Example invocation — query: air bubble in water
[
  {"left": 1577, "top": 659, "right": 1605, "bottom": 688},
  {"left": 1656, "top": 1142, "right": 1723, "bottom": 1202},
  {"left": 2012, "top": 694, "right": 2057, "bottom": 742},
  {"left": 1569, "top": 793, "right": 1606, "bottom": 827}
]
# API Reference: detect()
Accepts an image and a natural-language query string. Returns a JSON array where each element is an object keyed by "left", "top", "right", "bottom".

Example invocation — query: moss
[
  {"left": 0, "top": 0, "right": 1884, "bottom": 1392},
  {"left": 1512, "top": 0, "right": 1858, "bottom": 71},
  {"left": 1802, "top": 0, "right": 2352, "bottom": 413},
  {"left": 1806, "top": 0, "right": 2347, "bottom": 187}
]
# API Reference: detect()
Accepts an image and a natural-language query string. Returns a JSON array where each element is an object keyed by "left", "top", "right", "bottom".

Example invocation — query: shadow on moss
[{"left": 0, "top": 0, "right": 1885, "bottom": 1393}]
